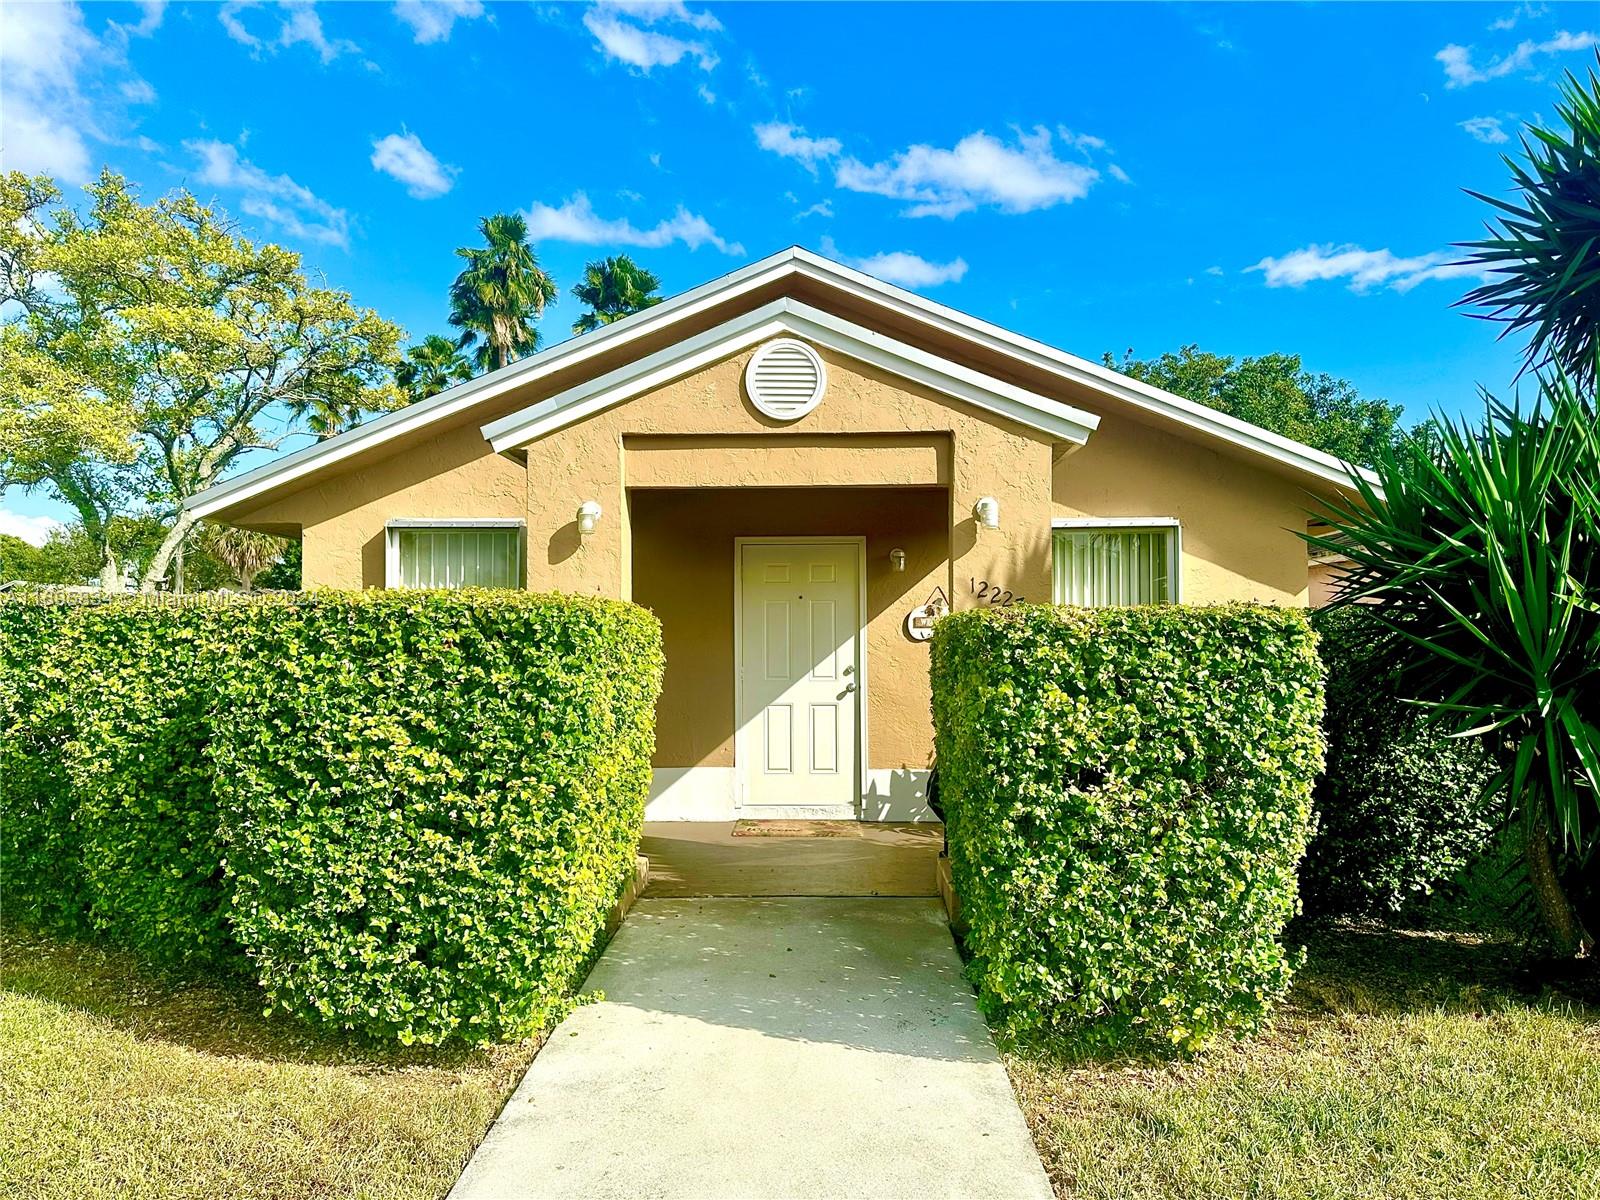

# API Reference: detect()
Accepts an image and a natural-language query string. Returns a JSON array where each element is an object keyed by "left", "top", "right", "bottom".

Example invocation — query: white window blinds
[
  {"left": 394, "top": 526, "right": 521, "bottom": 589},
  {"left": 1052, "top": 526, "right": 1176, "bottom": 606}
]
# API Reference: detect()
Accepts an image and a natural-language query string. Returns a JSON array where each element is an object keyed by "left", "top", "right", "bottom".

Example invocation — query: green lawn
[
  {"left": 7, "top": 919, "right": 1598, "bottom": 1200},
  {"left": 0, "top": 925, "right": 536, "bottom": 1200},
  {"left": 1006, "top": 923, "right": 1600, "bottom": 1200}
]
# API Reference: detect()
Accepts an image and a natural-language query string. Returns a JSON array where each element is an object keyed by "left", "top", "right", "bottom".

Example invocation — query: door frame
[{"left": 732, "top": 535, "right": 869, "bottom": 816}]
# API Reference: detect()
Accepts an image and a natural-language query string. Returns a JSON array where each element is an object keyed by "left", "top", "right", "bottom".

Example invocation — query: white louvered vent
[{"left": 745, "top": 338, "right": 827, "bottom": 421}]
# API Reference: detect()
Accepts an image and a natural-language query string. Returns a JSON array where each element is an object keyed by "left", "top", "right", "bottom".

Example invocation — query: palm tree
[
  {"left": 448, "top": 213, "right": 558, "bottom": 372},
  {"left": 198, "top": 523, "right": 287, "bottom": 591},
  {"left": 396, "top": 334, "right": 474, "bottom": 402},
  {"left": 571, "top": 254, "right": 664, "bottom": 335}
]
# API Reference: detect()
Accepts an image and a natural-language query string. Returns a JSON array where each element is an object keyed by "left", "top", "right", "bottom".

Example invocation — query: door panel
[{"left": 738, "top": 541, "right": 860, "bottom": 810}]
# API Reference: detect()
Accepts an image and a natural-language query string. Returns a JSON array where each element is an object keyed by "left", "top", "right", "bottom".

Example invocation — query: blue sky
[{"left": 2, "top": 0, "right": 1595, "bottom": 542}]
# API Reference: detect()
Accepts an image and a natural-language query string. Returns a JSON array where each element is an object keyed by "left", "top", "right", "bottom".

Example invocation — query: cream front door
[{"left": 737, "top": 539, "right": 862, "bottom": 812}]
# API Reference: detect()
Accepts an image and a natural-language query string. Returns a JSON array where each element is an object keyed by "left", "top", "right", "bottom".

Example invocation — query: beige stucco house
[{"left": 189, "top": 247, "right": 1372, "bottom": 823}]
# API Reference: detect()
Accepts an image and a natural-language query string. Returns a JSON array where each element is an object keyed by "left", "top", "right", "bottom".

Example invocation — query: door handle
[{"left": 842, "top": 682, "right": 857, "bottom": 694}]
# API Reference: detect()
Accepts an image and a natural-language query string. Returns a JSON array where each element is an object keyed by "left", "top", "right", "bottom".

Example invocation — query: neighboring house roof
[{"left": 187, "top": 245, "right": 1379, "bottom": 521}]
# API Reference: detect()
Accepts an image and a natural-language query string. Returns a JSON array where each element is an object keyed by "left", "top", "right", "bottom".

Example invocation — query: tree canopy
[
  {"left": 1106, "top": 344, "right": 1405, "bottom": 468},
  {"left": 396, "top": 334, "right": 475, "bottom": 403},
  {"left": 0, "top": 170, "right": 403, "bottom": 591},
  {"left": 572, "top": 254, "right": 663, "bottom": 334},
  {"left": 448, "top": 213, "right": 557, "bottom": 372}
]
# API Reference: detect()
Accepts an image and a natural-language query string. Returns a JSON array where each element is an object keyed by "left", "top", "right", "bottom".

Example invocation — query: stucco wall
[
  {"left": 1053, "top": 414, "right": 1311, "bottom": 605},
  {"left": 233, "top": 419, "right": 526, "bottom": 589},
  {"left": 632, "top": 487, "right": 946, "bottom": 771},
  {"left": 520, "top": 344, "right": 1057, "bottom": 609}
]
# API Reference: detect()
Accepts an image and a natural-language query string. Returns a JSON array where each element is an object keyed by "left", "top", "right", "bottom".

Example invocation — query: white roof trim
[
  {"left": 187, "top": 245, "right": 1376, "bottom": 520},
  {"left": 775, "top": 248, "right": 1380, "bottom": 496},
  {"left": 480, "top": 298, "right": 1100, "bottom": 453}
]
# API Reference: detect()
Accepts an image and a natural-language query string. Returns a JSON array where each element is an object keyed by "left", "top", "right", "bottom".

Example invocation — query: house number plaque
[{"left": 969, "top": 578, "right": 1025, "bottom": 605}]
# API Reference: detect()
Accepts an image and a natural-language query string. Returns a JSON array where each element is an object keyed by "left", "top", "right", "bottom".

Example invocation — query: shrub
[
  {"left": 213, "top": 591, "right": 663, "bottom": 1045},
  {"left": 65, "top": 601, "right": 239, "bottom": 964},
  {"left": 1302, "top": 607, "right": 1499, "bottom": 916},
  {"left": 0, "top": 591, "right": 663, "bottom": 1046},
  {"left": 931, "top": 604, "right": 1324, "bottom": 1053},
  {"left": 0, "top": 600, "right": 86, "bottom": 932}
]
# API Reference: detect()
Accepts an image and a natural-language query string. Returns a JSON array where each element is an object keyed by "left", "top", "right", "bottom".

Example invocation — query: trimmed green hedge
[
  {"left": 1302, "top": 607, "right": 1498, "bottom": 916},
  {"left": 0, "top": 601, "right": 84, "bottom": 933},
  {"left": 931, "top": 604, "right": 1324, "bottom": 1053},
  {"left": 0, "top": 591, "right": 663, "bottom": 1045}
]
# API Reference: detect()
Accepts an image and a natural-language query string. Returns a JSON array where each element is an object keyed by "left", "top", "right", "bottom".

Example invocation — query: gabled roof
[
  {"left": 186, "top": 245, "right": 1377, "bottom": 521},
  {"left": 479, "top": 297, "right": 1099, "bottom": 452}
]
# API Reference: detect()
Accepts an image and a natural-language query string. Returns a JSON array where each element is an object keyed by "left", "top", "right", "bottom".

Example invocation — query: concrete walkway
[{"left": 450, "top": 897, "right": 1051, "bottom": 1200}]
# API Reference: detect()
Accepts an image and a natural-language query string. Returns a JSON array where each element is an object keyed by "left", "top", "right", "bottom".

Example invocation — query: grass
[
  {"left": 1006, "top": 922, "right": 1600, "bottom": 1200},
  {"left": 0, "top": 924, "right": 537, "bottom": 1200}
]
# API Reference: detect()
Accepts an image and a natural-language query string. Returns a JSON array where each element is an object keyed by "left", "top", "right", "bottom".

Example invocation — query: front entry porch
[{"left": 641, "top": 820, "right": 942, "bottom": 898}]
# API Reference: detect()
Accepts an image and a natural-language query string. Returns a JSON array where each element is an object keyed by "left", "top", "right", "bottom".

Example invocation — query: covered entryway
[{"left": 632, "top": 485, "right": 953, "bottom": 823}]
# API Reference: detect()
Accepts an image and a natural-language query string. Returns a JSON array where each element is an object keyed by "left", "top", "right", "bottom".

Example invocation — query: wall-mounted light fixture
[
  {"left": 576, "top": 500, "right": 603, "bottom": 537},
  {"left": 973, "top": 496, "right": 1001, "bottom": 530},
  {"left": 889, "top": 548, "right": 907, "bottom": 573}
]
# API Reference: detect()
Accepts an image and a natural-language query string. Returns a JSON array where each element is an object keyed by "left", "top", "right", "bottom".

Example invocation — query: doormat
[{"left": 730, "top": 820, "right": 861, "bottom": 838}]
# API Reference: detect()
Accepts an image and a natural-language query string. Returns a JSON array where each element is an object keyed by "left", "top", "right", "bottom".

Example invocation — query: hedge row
[
  {"left": 0, "top": 591, "right": 664, "bottom": 1045},
  {"left": 1301, "top": 606, "right": 1498, "bottom": 916},
  {"left": 931, "top": 603, "right": 1324, "bottom": 1053}
]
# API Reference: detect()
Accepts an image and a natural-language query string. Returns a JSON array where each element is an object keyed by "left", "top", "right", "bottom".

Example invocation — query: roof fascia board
[
  {"left": 185, "top": 249, "right": 807, "bottom": 520},
  {"left": 784, "top": 248, "right": 1380, "bottom": 495},
  {"left": 481, "top": 298, "right": 1100, "bottom": 453}
]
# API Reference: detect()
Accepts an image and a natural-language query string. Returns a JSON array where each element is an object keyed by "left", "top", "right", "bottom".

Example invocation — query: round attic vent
[{"left": 745, "top": 338, "right": 827, "bottom": 421}]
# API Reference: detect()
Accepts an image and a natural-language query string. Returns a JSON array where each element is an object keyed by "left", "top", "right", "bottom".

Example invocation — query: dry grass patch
[
  {"left": 0, "top": 925, "right": 536, "bottom": 1200},
  {"left": 1006, "top": 923, "right": 1600, "bottom": 1200}
]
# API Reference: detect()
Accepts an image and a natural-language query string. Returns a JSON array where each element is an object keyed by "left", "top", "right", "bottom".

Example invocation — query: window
[
  {"left": 386, "top": 521, "right": 523, "bottom": 589},
  {"left": 1052, "top": 519, "right": 1179, "bottom": 606}
]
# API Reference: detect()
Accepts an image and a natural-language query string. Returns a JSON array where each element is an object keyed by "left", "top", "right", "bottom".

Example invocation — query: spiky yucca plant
[
  {"left": 1306, "top": 378, "right": 1600, "bottom": 955},
  {"left": 1457, "top": 56, "right": 1600, "bottom": 388}
]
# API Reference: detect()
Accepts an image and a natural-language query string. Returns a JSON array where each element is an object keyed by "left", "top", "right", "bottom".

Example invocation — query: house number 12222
[{"left": 970, "top": 578, "right": 1023, "bottom": 605}]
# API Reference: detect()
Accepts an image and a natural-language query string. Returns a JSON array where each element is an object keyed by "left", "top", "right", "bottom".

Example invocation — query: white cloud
[
  {"left": 834, "top": 126, "right": 1099, "bottom": 218},
  {"left": 524, "top": 193, "right": 743, "bottom": 254},
  {"left": 392, "top": 0, "right": 484, "bottom": 44},
  {"left": 0, "top": 509, "right": 64, "bottom": 547},
  {"left": 795, "top": 199, "right": 833, "bottom": 220},
  {"left": 582, "top": 7, "right": 717, "bottom": 72},
  {"left": 0, "top": 0, "right": 98, "bottom": 181},
  {"left": 1437, "top": 29, "right": 1596, "bottom": 87},
  {"left": 1248, "top": 244, "right": 1487, "bottom": 293},
  {"left": 819, "top": 237, "right": 967, "bottom": 289},
  {"left": 753, "top": 122, "right": 843, "bottom": 171},
  {"left": 120, "top": 78, "right": 157, "bottom": 104},
  {"left": 598, "top": 0, "right": 720, "bottom": 31},
  {"left": 370, "top": 131, "right": 456, "bottom": 198},
  {"left": 219, "top": 1, "right": 360, "bottom": 65},
  {"left": 186, "top": 139, "right": 351, "bottom": 247},
  {"left": 1460, "top": 115, "right": 1511, "bottom": 143},
  {"left": 697, "top": 83, "right": 716, "bottom": 104},
  {"left": 1489, "top": 3, "right": 1546, "bottom": 32},
  {"left": 1205, "top": 265, "right": 1224, "bottom": 276},
  {"left": 1107, "top": 163, "right": 1132, "bottom": 184}
]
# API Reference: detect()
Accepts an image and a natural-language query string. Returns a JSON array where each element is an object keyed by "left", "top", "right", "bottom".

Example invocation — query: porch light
[
  {"left": 973, "top": 496, "right": 1001, "bottom": 530},
  {"left": 576, "top": 500, "right": 603, "bottom": 536},
  {"left": 889, "top": 548, "right": 907, "bottom": 573}
]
